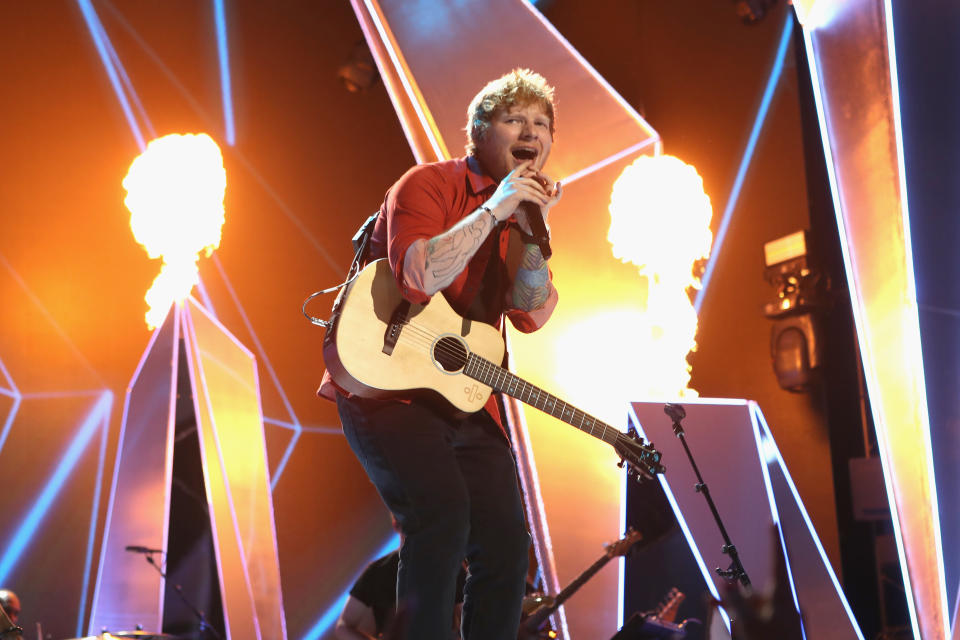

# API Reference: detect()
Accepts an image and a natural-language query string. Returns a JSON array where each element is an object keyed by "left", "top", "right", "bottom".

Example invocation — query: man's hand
[
  {"left": 516, "top": 175, "right": 561, "bottom": 237},
  {"left": 485, "top": 161, "right": 561, "bottom": 230}
]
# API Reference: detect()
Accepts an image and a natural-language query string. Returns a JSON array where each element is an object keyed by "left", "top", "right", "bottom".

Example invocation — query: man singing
[{"left": 322, "top": 68, "right": 561, "bottom": 639}]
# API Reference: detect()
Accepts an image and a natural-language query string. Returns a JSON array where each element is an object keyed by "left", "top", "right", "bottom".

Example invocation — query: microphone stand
[
  {"left": 138, "top": 551, "right": 224, "bottom": 640},
  {"left": 663, "top": 403, "right": 752, "bottom": 592}
]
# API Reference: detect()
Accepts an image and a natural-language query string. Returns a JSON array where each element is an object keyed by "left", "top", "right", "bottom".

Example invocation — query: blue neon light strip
[
  {"left": 96, "top": 0, "right": 213, "bottom": 122},
  {"left": 0, "top": 391, "right": 113, "bottom": 584},
  {"left": 263, "top": 417, "right": 300, "bottom": 430},
  {"left": 264, "top": 419, "right": 340, "bottom": 435},
  {"left": 76, "top": 392, "right": 113, "bottom": 636},
  {"left": 694, "top": 14, "right": 794, "bottom": 313},
  {"left": 271, "top": 430, "right": 302, "bottom": 491},
  {"left": 301, "top": 533, "right": 401, "bottom": 640},
  {"left": 92, "top": 12, "right": 156, "bottom": 140},
  {"left": 0, "top": 396, "right": 22, "bottom": 456},
  {"left": 196, "top": 276, "right": 219, "bottom": 318},
  {"left": 212, "top": 0, "right": 236, "bottom": 145},
  {"left": 75, "top": 0, "right": 146, "bottom": 150},
  {"left": 0, "top": 356, "right": 18, "bottom": 394}
]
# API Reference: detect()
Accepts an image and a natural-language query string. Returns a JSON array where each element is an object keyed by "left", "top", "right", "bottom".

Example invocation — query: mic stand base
[{"left": 142, "top": 553, "right": 225, "bottom": 640}]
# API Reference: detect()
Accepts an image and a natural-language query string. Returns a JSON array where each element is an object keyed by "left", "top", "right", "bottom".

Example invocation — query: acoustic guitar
[{"left": 323, "top": 259, "right": 664, "bottom": 479}]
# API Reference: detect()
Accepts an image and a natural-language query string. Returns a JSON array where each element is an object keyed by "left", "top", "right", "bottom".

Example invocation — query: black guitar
[{"left": 519, "top": 529, "right": 643, "bottom": 639}]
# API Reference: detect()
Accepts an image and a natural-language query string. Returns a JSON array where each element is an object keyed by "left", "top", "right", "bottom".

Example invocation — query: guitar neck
[
  {"left": 464, "top": 354, "right": 619, "bottom": 448},
  {"left": 554, "top": 554, "right": 611, "bottom": 609},
  {"left": 524, "top": 554, "right": 612, "bottom": 631}
]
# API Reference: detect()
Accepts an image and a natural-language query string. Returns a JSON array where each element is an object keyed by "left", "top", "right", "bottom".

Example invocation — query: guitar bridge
[{"left": 382, "top": 300, "right": 410, "bottom": 355}]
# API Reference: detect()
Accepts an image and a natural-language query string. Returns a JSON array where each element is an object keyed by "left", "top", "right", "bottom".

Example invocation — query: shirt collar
[{"left": 466, "top": 155, "right": 497, "bottom": 195}]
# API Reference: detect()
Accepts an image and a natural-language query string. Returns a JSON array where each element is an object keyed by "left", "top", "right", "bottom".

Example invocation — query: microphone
[
  {"left": 125, "top": 545, "right": 163, "bottom": 554},
  {"left": 663, "top": 403, "right": 686, "bottom": 423},
  {"left": 518, "top": 201, "right": 552, "bottom": 260}
]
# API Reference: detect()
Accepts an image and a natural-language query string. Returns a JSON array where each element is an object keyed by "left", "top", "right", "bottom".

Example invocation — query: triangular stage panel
[
  {"left": 88, "top": 305, "right": 179, "bottom": 634},
  {"left": 89, "top": 301, "right": 286, "bottom": 639},
  {"left": 628, "top": 399, "right": 864, "bottom": 639}
]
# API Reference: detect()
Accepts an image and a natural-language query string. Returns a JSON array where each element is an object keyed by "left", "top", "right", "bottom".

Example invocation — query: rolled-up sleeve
[
  {"left": 505, "top": 277, "right": 558, "bottom": 333},
  {"left": 385, "top": 166, "right": 450, "bottom": 304}
]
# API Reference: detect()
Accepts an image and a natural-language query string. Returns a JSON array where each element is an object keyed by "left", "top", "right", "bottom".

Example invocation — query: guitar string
[
  {"left": 384, "top": 317, "right": 629, "bottom": 448},
  {"left": 369, "top": 315, "right": 656, "bottom": 464}
]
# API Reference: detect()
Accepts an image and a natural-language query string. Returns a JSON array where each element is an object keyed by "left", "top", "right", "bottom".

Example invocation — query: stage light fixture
[
  {"left": 733, "top": 0, "right": 780, "bottom": 24},
  {"left": 337, "top": 41, "right": 379, "bottom": 93},
  {"left": 763, "top": 230, "right": 827, "bottom": 392}
]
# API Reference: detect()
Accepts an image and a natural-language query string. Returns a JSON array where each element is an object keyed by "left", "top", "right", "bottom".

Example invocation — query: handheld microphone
[
  {"left": 125, "top": 545, "right": 163, "bottom": 554},
  {"left": 518, "top": 201, "right": 552, "bottom": 260}
]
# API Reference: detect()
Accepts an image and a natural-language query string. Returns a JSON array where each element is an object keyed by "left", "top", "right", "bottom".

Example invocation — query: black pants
[{"left": 337, "top": 393, "right": 529, "bottom": 640}]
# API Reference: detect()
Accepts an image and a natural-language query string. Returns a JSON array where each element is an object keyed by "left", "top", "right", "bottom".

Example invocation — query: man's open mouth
[{"left": 512, "top": 147, "right": 537, "bottom": 161}]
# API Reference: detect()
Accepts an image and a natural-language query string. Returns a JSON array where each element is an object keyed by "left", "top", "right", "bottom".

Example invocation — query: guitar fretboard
[
  {"left": 553, "top": 554, "right": 610, "bottom": 608},
  {"left": 524, "top": 554, "right": 611, "bottom": 632},
  {"left": 464, "top": 353, "right": 619, "bottom": 447}
]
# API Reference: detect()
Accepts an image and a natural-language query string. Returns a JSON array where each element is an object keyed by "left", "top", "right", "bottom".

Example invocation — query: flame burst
[
  {"left": 124, "top": 133, "right": 226, "bottom": 328},
  {"left": 606, "top": 154, "right": 713, "bottom": 398}
]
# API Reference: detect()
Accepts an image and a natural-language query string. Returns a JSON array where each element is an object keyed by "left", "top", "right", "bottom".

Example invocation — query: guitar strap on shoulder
[
  {"left": 351, "top": 211, "right": 380, "bottom": 265},
  {"left": 302, "top": 211, "right": 381, "bottom": 329}
]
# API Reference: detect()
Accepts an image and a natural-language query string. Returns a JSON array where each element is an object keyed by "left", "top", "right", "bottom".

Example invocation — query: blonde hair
[{"left": 465, "top": 68, "right": 556, "bottom": 155}]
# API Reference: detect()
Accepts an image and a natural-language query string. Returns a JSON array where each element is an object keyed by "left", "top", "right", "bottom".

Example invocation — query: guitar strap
[{"left": 351, "top": 211, "right": 380, "bottom": 270}]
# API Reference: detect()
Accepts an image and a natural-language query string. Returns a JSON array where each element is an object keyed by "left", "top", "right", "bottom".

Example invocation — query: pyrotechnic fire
[
  {"left": 605, "top": 154, "right": 713, "bottom": 398},
  {"left": 124, "top": 133, "right": 226, "bottom": 328}
]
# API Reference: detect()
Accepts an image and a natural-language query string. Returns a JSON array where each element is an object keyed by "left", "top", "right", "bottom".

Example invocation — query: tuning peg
[{"left": 617, "top": 458, "right": 625, "bottom": 469}]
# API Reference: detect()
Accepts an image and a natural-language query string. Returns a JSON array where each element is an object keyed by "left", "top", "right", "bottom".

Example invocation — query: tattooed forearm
[
  {"left": 519, "top": 243, "right": 546, "bottom": 271},
  {"left": 510, "top": 243, "right": 551, "bottom": 311},
  {"left": 421, "top": 209, "right": 495, "bottom": 294}
]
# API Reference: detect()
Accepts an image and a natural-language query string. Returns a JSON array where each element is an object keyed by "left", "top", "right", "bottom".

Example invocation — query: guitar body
[{"left": 324, "top": 259, "right": 506, "bottom": 413}]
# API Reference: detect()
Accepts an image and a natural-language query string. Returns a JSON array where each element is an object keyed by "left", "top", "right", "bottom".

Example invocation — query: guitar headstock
[
  {"left": 654, "top": 587, "right": 686, "bottom": 624},
  {"left": 614, "top": 431, "right": 665, "bottom": 481},
  {"left": 604, "top": 527, "right": 643, "bottom": 559}
]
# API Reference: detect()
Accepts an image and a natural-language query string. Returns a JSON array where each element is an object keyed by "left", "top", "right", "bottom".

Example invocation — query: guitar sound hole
[{"left": 433, "top": 336, "right": 468, "bottom": 372}]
